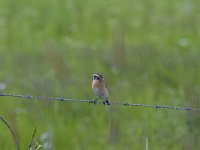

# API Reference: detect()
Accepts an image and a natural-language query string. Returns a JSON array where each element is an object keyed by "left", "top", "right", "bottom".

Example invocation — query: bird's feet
[
  {"left": 103, "top": 100, "right": 110, "bottom": 105},
  {"left": 94, "top": 98, "right": 99, "bottom": 104}
]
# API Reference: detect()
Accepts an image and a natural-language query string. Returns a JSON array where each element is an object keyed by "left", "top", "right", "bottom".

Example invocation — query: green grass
[{"left": 0, "top": 0, "right": 200, "bottom": 149}]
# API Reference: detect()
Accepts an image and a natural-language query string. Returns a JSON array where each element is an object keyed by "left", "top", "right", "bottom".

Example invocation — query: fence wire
[{"left": 0, "top": 93, "right": 200, "bottom": 111}]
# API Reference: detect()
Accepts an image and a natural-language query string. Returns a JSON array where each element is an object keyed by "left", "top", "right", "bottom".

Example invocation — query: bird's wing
[{"left": 104, "top": 82, "right": 108, "bottom": 89}]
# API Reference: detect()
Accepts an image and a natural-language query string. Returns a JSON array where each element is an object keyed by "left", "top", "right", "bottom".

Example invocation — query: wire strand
[{"left": 0, "top": 93, "right": 200, "bottom": 111}]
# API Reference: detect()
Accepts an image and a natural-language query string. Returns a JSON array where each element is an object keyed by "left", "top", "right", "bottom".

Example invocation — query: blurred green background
[{"left": 0, "top": 0, "right": 200, "bottom": 149}]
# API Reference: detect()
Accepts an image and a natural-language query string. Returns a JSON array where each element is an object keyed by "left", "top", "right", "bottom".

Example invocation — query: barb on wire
[{"left": 0, "top": 93, "right": 200, "bottom": 112}]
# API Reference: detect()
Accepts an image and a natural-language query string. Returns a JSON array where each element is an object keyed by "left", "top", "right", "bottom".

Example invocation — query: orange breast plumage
[
  {"left": 92, "top": 80, "right": 108, "bottom": 99},
  {"left": 92, "top": 80, "right": 103, "bottom": 88}
]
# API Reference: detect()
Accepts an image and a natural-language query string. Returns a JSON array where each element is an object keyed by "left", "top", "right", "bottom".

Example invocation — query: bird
[{"left": 91, "top": 73, "right": 110, "bottom": 105}]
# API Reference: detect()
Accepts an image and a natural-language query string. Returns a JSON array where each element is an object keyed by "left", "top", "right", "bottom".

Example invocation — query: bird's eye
[{"left": 93, "top": 76, "right": 100, "bottom": 80}]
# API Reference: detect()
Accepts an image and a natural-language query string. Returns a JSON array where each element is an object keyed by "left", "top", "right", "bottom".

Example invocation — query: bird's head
[{"left": 91, "top": 73, "right": 104, "bottom": 81}]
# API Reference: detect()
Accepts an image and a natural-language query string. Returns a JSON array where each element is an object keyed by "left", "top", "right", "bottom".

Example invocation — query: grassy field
[{"left": 0, "top": 0, "right": 200, "bottom": 149}]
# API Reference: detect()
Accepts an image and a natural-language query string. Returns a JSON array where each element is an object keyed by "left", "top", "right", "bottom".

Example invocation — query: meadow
[{"left": 0, "top": 0, "right": 200, "bottom": 149}]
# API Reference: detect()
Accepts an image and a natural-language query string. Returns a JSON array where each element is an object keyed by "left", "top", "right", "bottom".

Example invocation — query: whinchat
[{"left": 91, "top": 73, "right": 110, "bottom": 105}]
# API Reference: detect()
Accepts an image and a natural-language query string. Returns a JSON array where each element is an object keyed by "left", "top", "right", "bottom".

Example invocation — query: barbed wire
[{"left": 0, "top": 93, "right": 200, "bottom": 112}]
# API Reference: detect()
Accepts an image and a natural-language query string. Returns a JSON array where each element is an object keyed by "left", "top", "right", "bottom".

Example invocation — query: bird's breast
[
  {"left": 92, "top": 80, "right": 102, "bottom": 88},
  {"left": 92, "top": 80, "right": 108, "bottom": 99}
]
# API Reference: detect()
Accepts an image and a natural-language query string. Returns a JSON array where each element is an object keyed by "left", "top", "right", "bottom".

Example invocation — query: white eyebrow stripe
[
  {"left": 94, "top": 74, "right": 100, "bottom": 77},
  {"left": 93, "top": 74, "right": 103, "bottom": 79}
]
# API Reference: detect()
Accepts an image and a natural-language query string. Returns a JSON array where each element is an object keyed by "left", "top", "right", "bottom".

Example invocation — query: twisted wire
[{"left": 0, "top": 93, "right": 199, "bottom": 111}]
